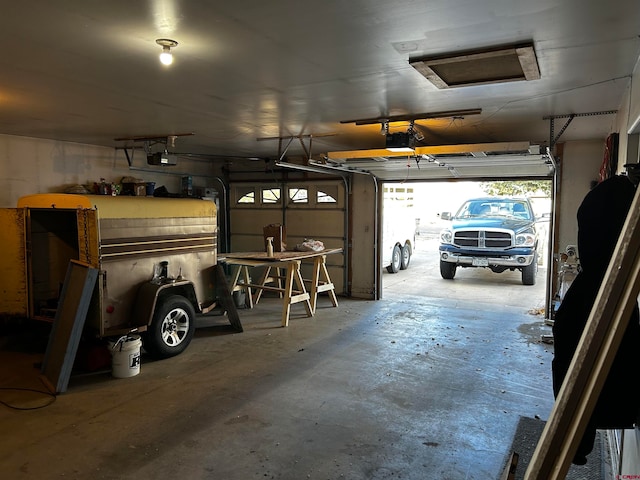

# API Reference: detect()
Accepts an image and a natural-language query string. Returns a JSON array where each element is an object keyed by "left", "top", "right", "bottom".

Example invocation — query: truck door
[{"left": 0, "top": 208, "right": 28, "bottom": 316}]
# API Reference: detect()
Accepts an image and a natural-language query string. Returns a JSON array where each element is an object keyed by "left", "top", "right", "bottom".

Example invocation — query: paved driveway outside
[{"left": 383, "top": 234, "right": 549, "bottom": 315}]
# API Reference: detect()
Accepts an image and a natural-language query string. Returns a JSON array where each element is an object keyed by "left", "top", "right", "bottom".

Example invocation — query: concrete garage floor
[{"left": 0, "top": 242, "right": 562, "bottom": 480}]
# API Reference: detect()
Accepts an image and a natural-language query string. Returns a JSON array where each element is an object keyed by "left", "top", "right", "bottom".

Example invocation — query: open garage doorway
[{"left": 381, "top": 180, "right": 552, "bottom": 316}]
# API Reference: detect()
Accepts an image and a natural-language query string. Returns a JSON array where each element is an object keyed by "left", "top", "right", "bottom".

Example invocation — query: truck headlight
[
  {"left": 515, "top": 233, "right": 535, "bottom": 246},
  {"left": 440, "top": 229, "right": 453, "bottom": 244}
]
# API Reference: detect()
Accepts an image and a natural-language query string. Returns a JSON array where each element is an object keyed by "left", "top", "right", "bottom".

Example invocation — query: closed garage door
[{"left": 229, "top": 180, "right": 346, "bottom": 294}]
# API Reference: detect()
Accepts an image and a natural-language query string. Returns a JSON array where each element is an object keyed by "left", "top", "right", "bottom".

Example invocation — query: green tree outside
[{"left": 480, "top": 180, "right": 551, "bottom": 197}]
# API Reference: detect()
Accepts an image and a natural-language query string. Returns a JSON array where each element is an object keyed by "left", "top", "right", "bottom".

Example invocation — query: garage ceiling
[{"left": 0, "top": 1, "right": 638, "bottom": 181}]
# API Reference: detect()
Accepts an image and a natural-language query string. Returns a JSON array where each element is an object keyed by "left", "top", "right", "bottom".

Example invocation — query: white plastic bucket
[{"left": 108, "top": 335, "right": 142, "bottom": 378}]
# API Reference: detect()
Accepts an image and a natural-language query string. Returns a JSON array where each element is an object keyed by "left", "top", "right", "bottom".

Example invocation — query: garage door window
[
  {"left": 262, "top": 188, "right": 281, "bottom": 204},
  {"left": 289, "top": 187, "right": 308, "bottom": 204},
  {"left": 236, "top": 187, "right": 256, "bottom": 204},
  {"left": 317, "top": 186, "right": 338, "bottom": 204}
]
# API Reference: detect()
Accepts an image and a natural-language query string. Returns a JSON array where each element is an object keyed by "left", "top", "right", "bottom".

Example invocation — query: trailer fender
[{"left": 133, "top": 280, "right": 199, "bottom": 328}]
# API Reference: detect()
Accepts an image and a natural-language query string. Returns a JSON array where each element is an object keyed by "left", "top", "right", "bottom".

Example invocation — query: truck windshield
[{"left": 455, "top": 200, "right": 531, "bottom": 220}]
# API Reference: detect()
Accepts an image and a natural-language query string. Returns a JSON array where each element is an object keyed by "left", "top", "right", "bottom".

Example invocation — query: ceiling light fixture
[
  {"left": 387, "top": 147, "right": 415, "bottom": 153},
  {"left": 156, "top": 38, "right": 178, "bottom": 66}
]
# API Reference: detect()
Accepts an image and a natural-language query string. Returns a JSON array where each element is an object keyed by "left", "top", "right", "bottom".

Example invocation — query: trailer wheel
[
  {"left": 143, "top": 295, "right": 196, "bottom": 359},
  {"left": 400, "top": 243, "right": 411, "bottom": 270},
  {"left": 386, "top": 245, "right": 402, "bottom": 273}
]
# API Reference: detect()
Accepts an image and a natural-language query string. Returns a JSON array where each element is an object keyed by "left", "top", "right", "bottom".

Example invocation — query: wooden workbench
[{"left": 222, "top": 248, "right": 342, "bottom": 326}]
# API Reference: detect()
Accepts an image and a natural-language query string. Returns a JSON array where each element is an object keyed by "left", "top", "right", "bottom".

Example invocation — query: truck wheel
[
  {"left": 400, "top": 243, "right": 411, "bottom": 270},
  {"left": 440, "top": 260, "right": 456, "bottom": 280},
  {"left": 386, "top": 245, "right": 402, "bottom": 273},
  {"left": 522, "top": 253, "right": 538, "bottom": 286},
  {"left": 143, "top": 295, "right": 196, "bottom": 359}
]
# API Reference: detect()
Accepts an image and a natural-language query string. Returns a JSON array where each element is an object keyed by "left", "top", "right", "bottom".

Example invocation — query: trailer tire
[
  {"left": 386, "top": 245, "right": 402, "bottom": 273},
  {"left": 143, "top": 295, "right": 196, "bottom": 359},
  {"left": 400, "top": 243, "right": 411, "bottom": 270}
]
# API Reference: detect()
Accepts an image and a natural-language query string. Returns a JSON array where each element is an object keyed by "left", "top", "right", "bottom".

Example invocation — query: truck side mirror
[{"left": 441, "top": 212, "right": 451, "bottom": 220}]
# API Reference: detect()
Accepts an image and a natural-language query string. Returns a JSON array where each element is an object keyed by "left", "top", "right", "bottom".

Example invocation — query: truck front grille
[{"left": 453, "top": 230, "right": 513, "bottom": 249}]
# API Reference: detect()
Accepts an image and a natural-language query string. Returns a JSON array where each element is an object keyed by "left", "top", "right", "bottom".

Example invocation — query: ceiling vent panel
[{"left": 409, "top": 42, "right": 540, "bottom": 89}]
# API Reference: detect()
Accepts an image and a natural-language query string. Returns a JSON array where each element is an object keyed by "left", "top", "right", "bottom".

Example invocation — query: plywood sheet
[{"left": 41, "top": 260, "right": 98, "bottom": 394}]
